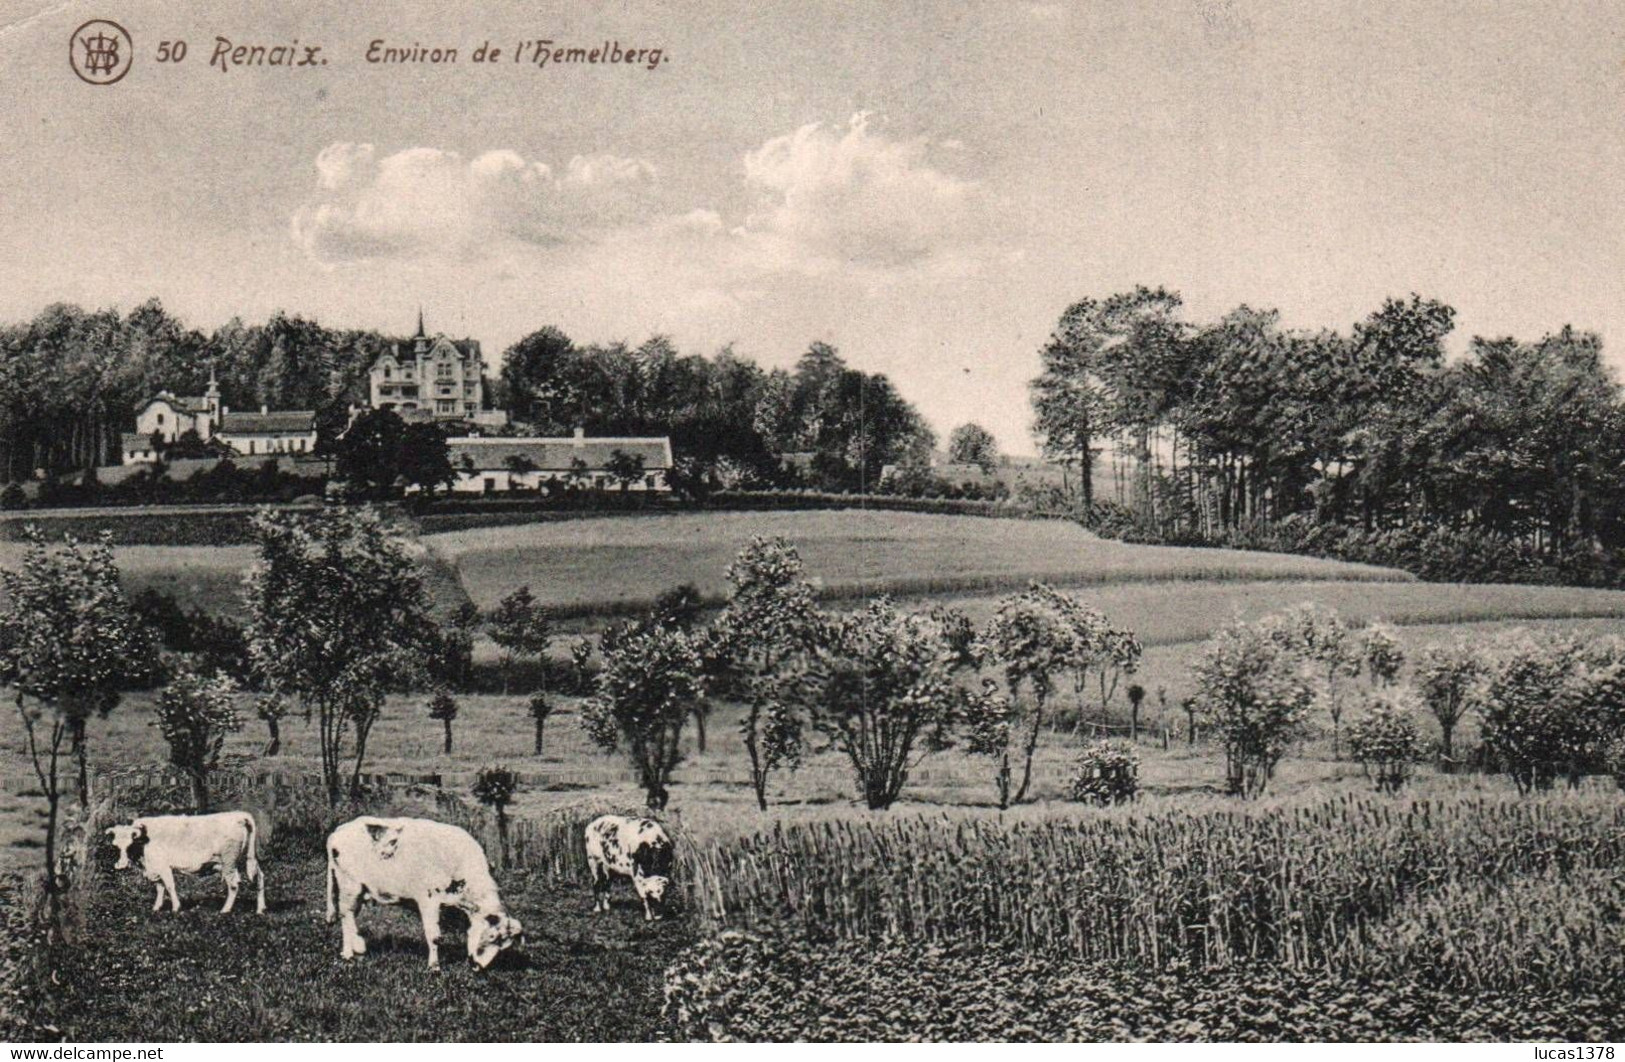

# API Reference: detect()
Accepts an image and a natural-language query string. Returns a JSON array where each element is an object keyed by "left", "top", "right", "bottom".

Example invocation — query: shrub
[
  {"left": 1068, "top": 740, "right": 1139, "bottom": 805},
  {"left": 1190, "top": 620, "right": 1315, "bottom": 797},
  {"left": 1346, "top": 695, "right": 1422, "bottom": 792},
  {"left": 1470, "top": 632, "right": 1591, "bottom": 793},
  {"left": 0, "top": 483, "right": 26, "bottom": 511}
]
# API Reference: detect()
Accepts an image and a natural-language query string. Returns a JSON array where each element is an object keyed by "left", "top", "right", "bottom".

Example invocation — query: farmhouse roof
[
  {"left": 447, "top": 435, "right": 673, "bottom": 472},
  {"left": 219, "top": 410, "right": 317, "bottom": 435}
]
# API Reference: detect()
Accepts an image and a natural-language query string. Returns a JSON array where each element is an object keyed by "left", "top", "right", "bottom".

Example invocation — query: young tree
[
  {"left": 155, "top": 665, "right": 242, "bottom": 811},
  {"left": 472, "top": 766, "right": 519, "bottom": 867},
  {"left": 434, "top": 602, "right": 481, "bottom": 693},
  {"left": 0, "top": 531, "right": 148, "bottom": 934},
  {"left": 1191, "top": 620, "right": 1315, "bottom": 798},
  {"left": 713, "top": 537, "right": 821, "bottom": 810},
  {"left": 581, "top": 623, "right": 706, "bottom": 810},
  {"left": 1265, "top": 604, "right": 1362, "bottom": 759},
  {"left": 245, "top": 507, "right": 436, "bottom": 804},
  {"left": 570, "top": 636, "right": 595, "bottom": 694},
  {"left": 947, "top": 422, "right": 1000, "bottom": 473},
  {"left": 255, "top": 694, "right": 291, "bottom": 757},
  {"left": 428, "top": 689, "right": 458, "bottom": 754},
  {"left": 1361, "top": 621, "right": 1406, "bottom": 688},
  {"left": 487, "top": 586, "right": 552, "bottom": 694},
  {"left": 979, "top": 584, "right": 1078, "bottom": 803},
  {"left": 606, "top": 449, "right": 646, "bottom": 493},
  {"left": 527, "top": 691, "right": 552, "bottom": 755},
  {"left": 800, "top": 599, "right": 962, "bottom": 811},
  {"left": 653, "top": 583, "right": 710, "bottom": 746},
  {"left": 963, "top": 677, "right": 1018, "bottom": 808},
  {"left": 1126, "top": 683, "right": 1146, "bottom": 741},
  {"left": 1413, "top": 641, "right": 1482, "bottom": 766}
]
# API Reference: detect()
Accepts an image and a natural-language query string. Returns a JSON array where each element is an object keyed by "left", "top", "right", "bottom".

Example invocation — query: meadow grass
[{"left": 425, "top": 510, "right": 1412, "bottom": 613}]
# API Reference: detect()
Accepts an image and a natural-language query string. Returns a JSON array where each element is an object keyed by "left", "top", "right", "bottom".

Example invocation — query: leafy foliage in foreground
[{"left": 662, "top": 933, "right": 1625, "bottom": 1042}]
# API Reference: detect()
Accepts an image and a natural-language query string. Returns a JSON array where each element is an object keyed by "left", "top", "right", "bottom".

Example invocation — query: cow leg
[
  {"left": 253, "top": 858, "right": 266, "bottom": 915},
  {"left": 589, "top": 860, "right": 609, "bottom": 913},
  {"left": 221, "top": 866, "right": 241, "bottom": 913},
  {"left": 418, "top": 899, "right": 442, "bottom": 970},
  {"left": 151, "top": 881, "right": 165, "bottom": 913},
  {"left": 157, "top": 866, "right": 181, "bottom": 914},
  {"left": 337, "top": 884, "right": 367, "bottom": 959}
]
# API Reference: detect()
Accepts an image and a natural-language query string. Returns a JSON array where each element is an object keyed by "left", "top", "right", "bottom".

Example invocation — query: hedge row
[{"left": 0, "top": 505, "right": 324, "bottom": 546}]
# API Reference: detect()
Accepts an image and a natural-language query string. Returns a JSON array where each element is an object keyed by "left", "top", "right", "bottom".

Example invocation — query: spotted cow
[{"left": 584, "top": 814, "right": 673, "bottom": 921}]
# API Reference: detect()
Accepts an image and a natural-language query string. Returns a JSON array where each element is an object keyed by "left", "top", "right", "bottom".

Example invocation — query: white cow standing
[
  {"left": 584, "top": 814, "right": 674, "bottom": 921},
  {"left": 106, "top": 811, "right": 266, "bottom": 915},
  {"left": 325, "top": 816, "right": 523, "bottom": 969}
]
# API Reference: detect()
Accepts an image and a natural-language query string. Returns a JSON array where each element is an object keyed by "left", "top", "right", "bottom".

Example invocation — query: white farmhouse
[{"left": 443, "top": 429, "right": 673, "bottom": 494}]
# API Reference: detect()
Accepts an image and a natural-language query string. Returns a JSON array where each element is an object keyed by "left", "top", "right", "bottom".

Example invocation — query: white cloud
[
  {"left": 734, "top": 113, "right": 983, "bottom": 275},
  {"left": 291, "top": 143, "right": 659, "bottom": 264}
]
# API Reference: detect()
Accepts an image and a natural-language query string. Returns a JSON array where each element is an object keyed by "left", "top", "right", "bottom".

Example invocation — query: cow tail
[
  {"left": 245, "top": 814, "right": 262, "bottom": 880},
  {"left": 325, "top": 840, "right": 336, "bottom": 923}
]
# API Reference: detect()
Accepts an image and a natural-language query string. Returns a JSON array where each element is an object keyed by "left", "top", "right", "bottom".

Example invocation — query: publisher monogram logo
[{"left": 70, "top": 19, "right": 133, "bottom": 85}]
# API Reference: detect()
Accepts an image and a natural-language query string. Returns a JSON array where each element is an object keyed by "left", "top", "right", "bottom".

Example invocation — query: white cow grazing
[
  {"left": 325, "top": 816, "right": 523, "bottom": 970},
  {"left": 585, "top": 814, "right": 674, "bottom": 921},
  {"left": 106, "top": 812, "right": 265, "bottom": 915}
]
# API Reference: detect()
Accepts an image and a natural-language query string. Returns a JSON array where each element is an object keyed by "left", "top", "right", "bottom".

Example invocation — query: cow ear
[
  {"left": 104, "top": 827, "right": 118, "bottom": 837},
  {"left": 133, "top": 823, "right": 148, "bottom": 840}
]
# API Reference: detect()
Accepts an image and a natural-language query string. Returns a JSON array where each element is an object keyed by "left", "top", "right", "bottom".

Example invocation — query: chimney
[
  {"left": 261, "top": 404, "right": 269, "bottom": 415},
  {"left": 573, "top": 426, "right": 585, "bottom": 446}
]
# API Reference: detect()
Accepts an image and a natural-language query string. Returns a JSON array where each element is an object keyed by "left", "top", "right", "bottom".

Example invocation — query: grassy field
[
  {"left": 424, "top": 510, "right": 1413, "bottom": 616},
  {"left": 34, "top": 845, "right": 693, "bottom": 1041}
]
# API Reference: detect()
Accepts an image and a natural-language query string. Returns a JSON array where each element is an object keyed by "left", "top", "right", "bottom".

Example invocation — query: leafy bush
[
  {"left": 0, "top": 483, "right": 26, "bottom": 511},
  {"left": 1190, "top": 620, "right": 1315, "bottom": 797},
  {"left": 1346, "top": 696, "right": 1422, "bottom": 792},
  {"left": 1068, "top": 740, "right": 1139, "bottom": 805},
  {"left": 1470, "top": 632, "right": 1592, "bottom": 793}
]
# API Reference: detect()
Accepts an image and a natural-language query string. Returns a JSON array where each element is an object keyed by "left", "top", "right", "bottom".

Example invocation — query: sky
[{"left": 2, "top": 0, "right": 1623, "bottom": 454}]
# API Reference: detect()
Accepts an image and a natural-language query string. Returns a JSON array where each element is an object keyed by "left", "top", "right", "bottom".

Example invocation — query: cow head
[
  {"left": 468, "top": 910, "right": 523, "bottom": 968},
  {"left": 106, "top": 821, "right": 148, "bottom": 869},
  {"left": 633, "top": 871, "right": 671, "bottom": 912}
]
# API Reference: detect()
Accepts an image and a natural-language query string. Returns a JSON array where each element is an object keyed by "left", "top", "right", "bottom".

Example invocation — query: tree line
[
  {"left": 0, "top": 300, "right": 936, "bottom": 497},
  {"left": 1031, "top": 288, "right": 1625, "bottom": 560}
]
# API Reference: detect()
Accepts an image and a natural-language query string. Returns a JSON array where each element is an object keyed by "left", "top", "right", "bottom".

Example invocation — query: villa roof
[{"left": 219, "top": 410, "right": 317, "bottom": 435}]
